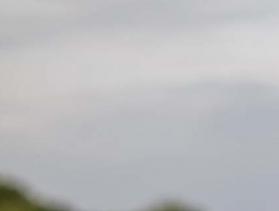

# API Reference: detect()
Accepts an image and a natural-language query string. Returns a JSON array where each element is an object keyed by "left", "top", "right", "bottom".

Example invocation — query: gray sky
[{"left": 1, "top": 1, "right": 279, "bottom": 211}]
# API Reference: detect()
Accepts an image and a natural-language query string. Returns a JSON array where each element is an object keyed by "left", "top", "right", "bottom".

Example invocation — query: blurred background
[{"left": 1, "top": 0, "right": 279, "bottom": 211}]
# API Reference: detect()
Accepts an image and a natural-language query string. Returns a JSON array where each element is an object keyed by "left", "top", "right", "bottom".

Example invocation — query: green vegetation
[
  {"left": 146, "top": 201, "right": 200, "bottom": 211},
  {"left": 0, "top": 179, "right": 200, "bottom": 211},
  {"left": 0, "top": 180, "right": 68, "bottom": 211}
]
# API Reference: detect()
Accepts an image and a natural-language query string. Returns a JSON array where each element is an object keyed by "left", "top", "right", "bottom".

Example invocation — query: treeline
[{"left": 0, "top": 179, "right": 200, "bottom": 211}]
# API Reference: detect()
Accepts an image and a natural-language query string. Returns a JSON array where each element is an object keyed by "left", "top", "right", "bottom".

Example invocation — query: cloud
[
  {"left": 1, "top": 0, "right": 279, "bottom": 49},
  {"left": 1, "top": 18, "right": 279, "bottom": 102},
  {"left": 0, "top": 0, "right": 81, "bottom": 49},
  {"left": 85, "top": 0, "right": 279, "bottom": 29}
]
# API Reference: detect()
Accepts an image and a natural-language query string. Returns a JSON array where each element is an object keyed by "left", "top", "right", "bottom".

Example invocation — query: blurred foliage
[
  {"left": 0, "top": 178, "right": 201, "bottom": 211},
  {"left": 0, "top": 180, "right": 69, "bottom": 211},
  {"left": 146, "top": 201, "right": 200, "bottom": 211}
]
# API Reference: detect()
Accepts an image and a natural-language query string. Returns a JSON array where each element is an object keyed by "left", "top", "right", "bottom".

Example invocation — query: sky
[{"left": 1, "top": 0, "right": 279, "bottom": 211}]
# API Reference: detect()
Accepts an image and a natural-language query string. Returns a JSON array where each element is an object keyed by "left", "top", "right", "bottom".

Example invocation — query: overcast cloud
[{"left": 1, "top": 1, "right": 279, "bottom": 211}]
